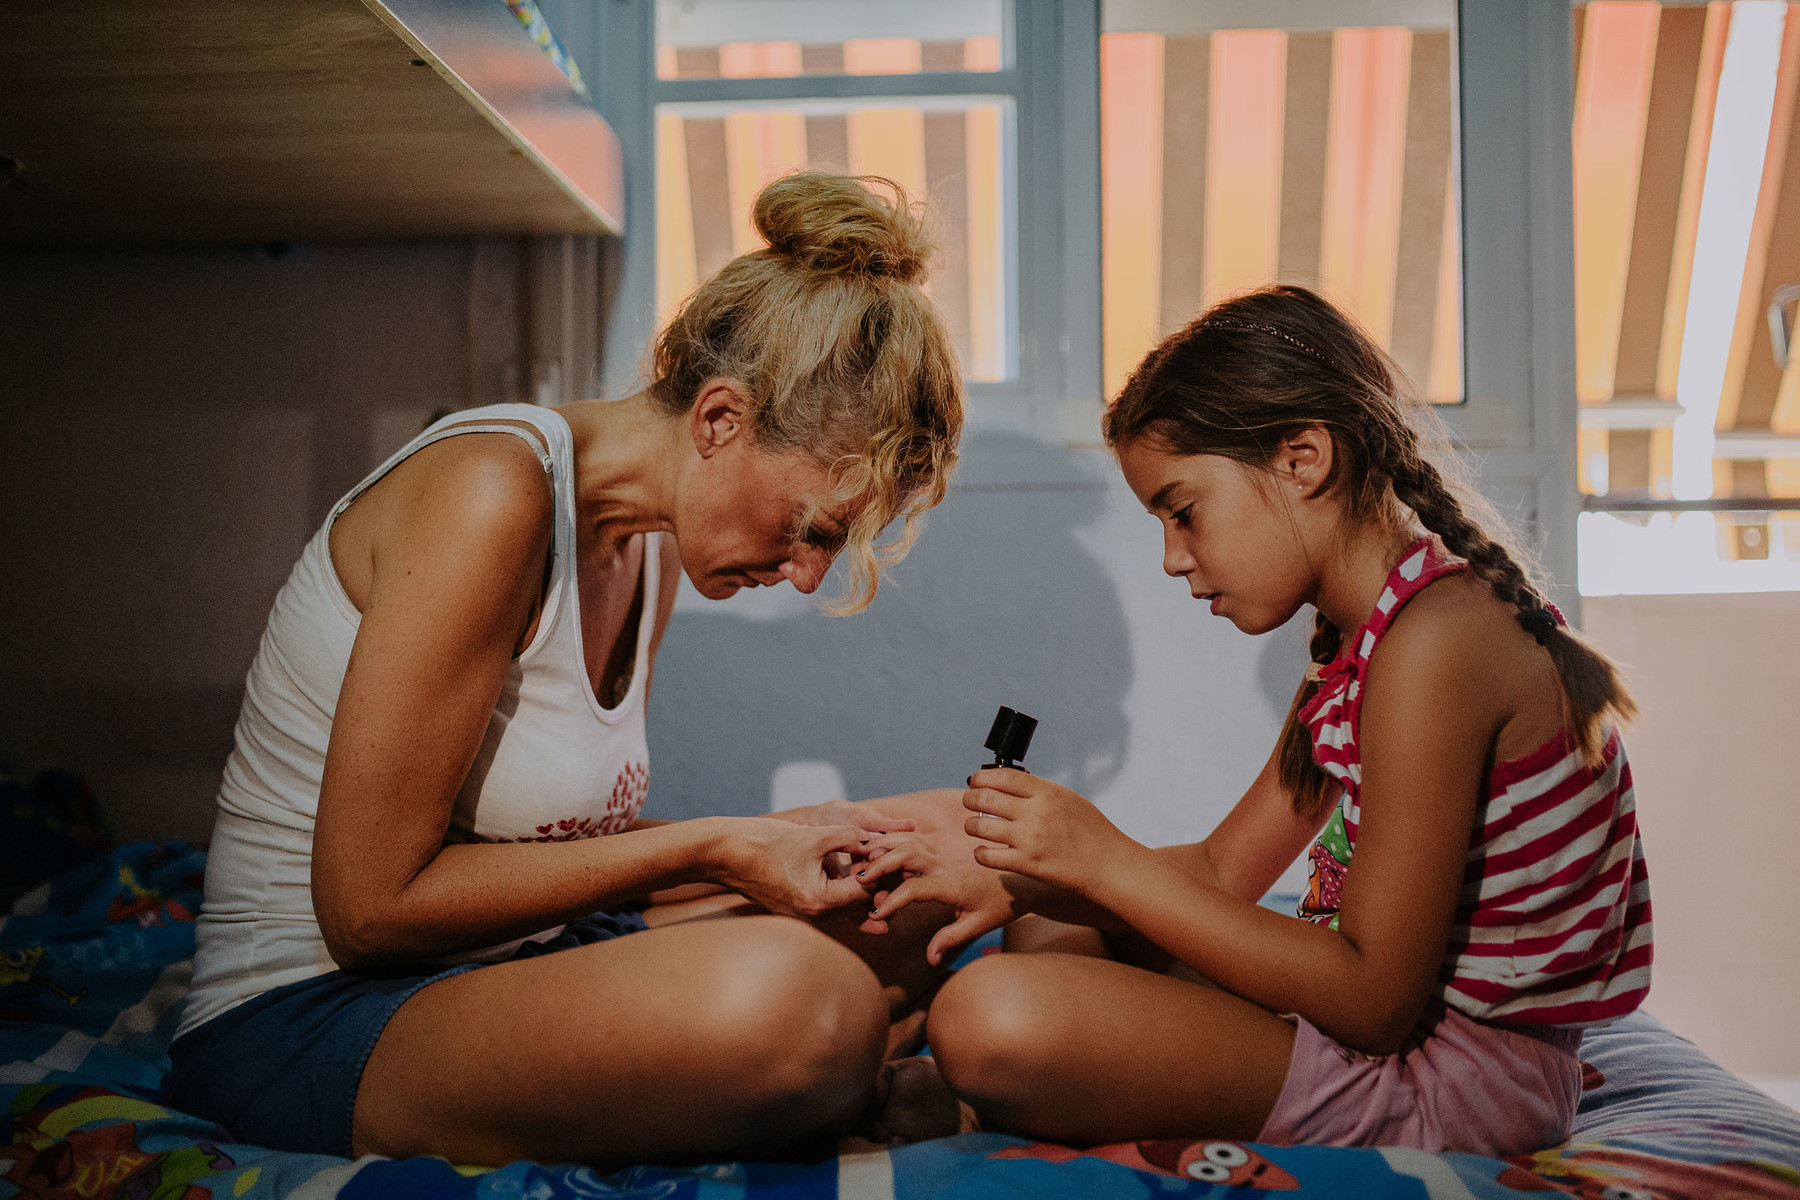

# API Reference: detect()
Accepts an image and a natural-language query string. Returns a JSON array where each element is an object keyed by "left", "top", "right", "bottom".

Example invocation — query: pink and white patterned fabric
[{"left": 1295, "top": 537, "right": 1652, "bottom": 1027}]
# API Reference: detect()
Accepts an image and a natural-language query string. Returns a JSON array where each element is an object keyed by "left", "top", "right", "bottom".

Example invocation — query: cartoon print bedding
[{"left": 4, "top": 839, "right": 1798, "bottom": 1199}]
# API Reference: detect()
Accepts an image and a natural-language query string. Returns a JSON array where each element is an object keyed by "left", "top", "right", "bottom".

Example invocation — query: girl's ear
[{"left": 1278, "top": 425, "right": 1335, "bottom": 498}]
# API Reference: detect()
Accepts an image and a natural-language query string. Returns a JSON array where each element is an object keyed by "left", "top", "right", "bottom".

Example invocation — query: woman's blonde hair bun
[
  {"left": 651, "top": 170, "right": 964, "bottom": 614},
  {"left": 753, "top": 172, "right": 932, "bottom": 285}
]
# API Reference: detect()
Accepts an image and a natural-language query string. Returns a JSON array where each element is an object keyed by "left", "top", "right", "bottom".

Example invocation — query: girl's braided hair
[{"left": 1104, "top": 285, "right": 1635, "bottom": 817}]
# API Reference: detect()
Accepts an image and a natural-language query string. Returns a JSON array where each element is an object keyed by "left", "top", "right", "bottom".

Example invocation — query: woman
[{"left": 168, "top": 173, "right": 967, "bottom": 1166}]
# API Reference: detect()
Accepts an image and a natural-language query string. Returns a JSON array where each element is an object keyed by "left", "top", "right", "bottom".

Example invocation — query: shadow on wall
[{"left": 646, "top": 431, "right": 1134, "bottom": 820}]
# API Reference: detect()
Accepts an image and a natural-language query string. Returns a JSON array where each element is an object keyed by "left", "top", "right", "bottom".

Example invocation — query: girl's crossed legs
[{"left": 926, "top": 926, "right": 1296, "bottom": 1144}]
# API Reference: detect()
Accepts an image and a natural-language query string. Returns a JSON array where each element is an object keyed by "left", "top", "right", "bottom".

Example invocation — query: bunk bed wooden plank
[{"left": 0, "top": 0, "right": 623, "bottom": 244}]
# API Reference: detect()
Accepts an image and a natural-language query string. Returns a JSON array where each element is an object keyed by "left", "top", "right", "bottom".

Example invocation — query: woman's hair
[
  {"left": 1104, "top": 285, "right": 1635, "bottom": 817},
  {"left": 650, "top": 171, "right": 964, "bottom": 613}
]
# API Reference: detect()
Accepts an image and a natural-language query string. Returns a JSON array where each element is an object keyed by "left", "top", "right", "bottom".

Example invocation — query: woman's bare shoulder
[{"left": 332, "top": 432, "right": 555, "bottom": 611}]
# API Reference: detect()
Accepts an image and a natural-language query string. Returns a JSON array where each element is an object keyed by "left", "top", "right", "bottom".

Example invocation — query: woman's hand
[
  {"left": 713, "top": 817, "right": 873, "bottom": 918},
  {"left": 962, "top": 768, "right": 1147, "bottom": 898},
  {"left": 855, "top": 832, "right": 1033, "bottom": 965}
]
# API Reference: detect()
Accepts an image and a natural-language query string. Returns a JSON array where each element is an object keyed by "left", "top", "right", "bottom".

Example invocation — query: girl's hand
[
  {"left": 715, "top": 817, "right": 872, "bottom": 918},
  {"left": 776, "top": 798, "right": 917, "bottom": 836},
  {"left": 963, "top": 768, "right": 1145, "bottom": 898},
  {"left": 776, "top": 800, "right": 916, "bottom": 878},
  {"left": 854, "top": 832, "right": 1031, "bottom": 965}
]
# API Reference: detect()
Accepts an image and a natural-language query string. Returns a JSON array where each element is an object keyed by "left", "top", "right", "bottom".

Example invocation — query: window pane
[
  {"left": 1099, "top": 3, "right": 1463, "bottom": 404},
  {"left": 1573, "top": 1, "right": 1800, "bottom": 593},
  {"left": 655, "top": 0, "right": 1003, "bottom": 80},
  {"left": 655, "top": 98, "right": 1012, "bottom": 382}
]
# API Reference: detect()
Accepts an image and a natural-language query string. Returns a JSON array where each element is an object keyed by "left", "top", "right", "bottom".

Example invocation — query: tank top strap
[
  {"left": 328, "top": 404, "right": 566, "bottom": 527},
  {"left": 1348, "top": 535, "right": 1468, "bottom": 670}
]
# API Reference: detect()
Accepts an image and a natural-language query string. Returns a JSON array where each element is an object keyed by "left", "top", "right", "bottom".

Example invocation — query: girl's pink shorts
[{"left": 1257, "top": 1002, "right": 1584, "bottom": 1156}]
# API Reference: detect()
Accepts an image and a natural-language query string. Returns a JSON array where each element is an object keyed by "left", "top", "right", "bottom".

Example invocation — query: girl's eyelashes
[{"left": 1172, "top": 505, "right": 1194, "bottom": 529}]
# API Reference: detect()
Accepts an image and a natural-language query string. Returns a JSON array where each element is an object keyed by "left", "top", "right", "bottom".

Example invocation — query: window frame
[
  {"left": 552, "top": 0, "right": 1584, "bottom": 615},
  {"left": 556, "top": 0, "right": 1104, "bottom": 446}
]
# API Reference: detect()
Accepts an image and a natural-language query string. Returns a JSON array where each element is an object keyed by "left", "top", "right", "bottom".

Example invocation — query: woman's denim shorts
[{"left": 166, "top": 906, "right": 650, "bottom": 1158}]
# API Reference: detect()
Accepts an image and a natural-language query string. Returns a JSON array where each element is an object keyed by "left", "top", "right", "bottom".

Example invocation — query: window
[
  {"left": 1573, "top": 0, "right": 1800, "bottom": 593},
  {"left": 1099, "top": 2, "right": 1464, "bottom": 404},
  {"left": 650, "top": 0, "right": 1016, "bottom": 382},
  {"left": 563, "top": 1, "right": 1596, "bottom": 608}
]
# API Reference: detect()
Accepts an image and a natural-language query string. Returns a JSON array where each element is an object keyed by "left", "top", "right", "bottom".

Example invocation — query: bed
[{"left": 4, "top": 775, "right": 1798, "bottom": 1200}]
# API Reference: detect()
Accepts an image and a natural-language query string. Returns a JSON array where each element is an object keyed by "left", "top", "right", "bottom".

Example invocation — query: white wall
[{"left": 1584, "top": 593, "right": 1800, "bottom": 1077}]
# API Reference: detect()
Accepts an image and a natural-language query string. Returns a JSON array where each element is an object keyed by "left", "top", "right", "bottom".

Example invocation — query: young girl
[{"left": 858, "top": 284, "right": 1651, "bottom": 1156}]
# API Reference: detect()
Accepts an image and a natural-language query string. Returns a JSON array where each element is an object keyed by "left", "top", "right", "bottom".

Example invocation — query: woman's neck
[
  {"left": 556, "top": 392, "right": 683, "bottom": 551},
  {"left": 1309, "top": 517, "right": 1425, "bottom": 637}
]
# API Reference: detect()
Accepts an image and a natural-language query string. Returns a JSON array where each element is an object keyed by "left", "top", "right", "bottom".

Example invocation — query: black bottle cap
[{"left": 983, "top": 706, "right": 1038, "bottom": 767}]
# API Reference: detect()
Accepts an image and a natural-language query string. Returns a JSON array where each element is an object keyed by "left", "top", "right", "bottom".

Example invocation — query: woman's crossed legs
[
  {"left": 355, "top": 790, "right": 976, "bottom": 1165},
  {"left": 353, "top": 915, "right": 888, "bottom": 1165}
]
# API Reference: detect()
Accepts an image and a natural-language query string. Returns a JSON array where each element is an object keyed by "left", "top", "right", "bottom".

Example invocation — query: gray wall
[
  {"left": 1, "top": 241, "right": 1308, "bottom": 884},
  {"left": 646, "top": 430, "right": 1314, "bottom": 887},
  {"left": 0, "top": 241, "right": 558, "bottom": 844}
]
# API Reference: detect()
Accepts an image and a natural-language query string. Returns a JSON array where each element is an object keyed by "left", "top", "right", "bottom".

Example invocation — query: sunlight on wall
[{"left": 1580, "top": 510, "right": 1800, "bottom": 592}]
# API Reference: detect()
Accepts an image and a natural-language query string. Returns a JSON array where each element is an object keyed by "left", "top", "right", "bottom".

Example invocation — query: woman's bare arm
[{"left": 311, "top": 436, "right": 865, "bottom": 968}]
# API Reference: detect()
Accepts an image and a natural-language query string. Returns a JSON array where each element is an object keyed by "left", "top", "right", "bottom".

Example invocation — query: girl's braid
[
  {"left": 1279, "top": 612, "right": 1345, "bottom": 818},
  {"left": 1375, "top": 419, "right": 1636, "bottom": 761},
  {"left": 1381, "top": 427, "right": 1555, "bottom": 631}
]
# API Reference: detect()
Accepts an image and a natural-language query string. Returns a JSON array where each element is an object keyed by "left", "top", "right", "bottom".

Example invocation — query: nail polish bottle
[{"left": 982, "top": 706, "right": 1038, "bottom": 771}]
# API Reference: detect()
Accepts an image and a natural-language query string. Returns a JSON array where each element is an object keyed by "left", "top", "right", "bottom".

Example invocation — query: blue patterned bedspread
[{"left": 3, "top": 842, "right": 1798, "bottom": 1199}]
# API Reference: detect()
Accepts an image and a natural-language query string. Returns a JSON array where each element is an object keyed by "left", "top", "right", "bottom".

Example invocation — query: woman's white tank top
[{"left": 179, "top": 405, "right": 658, "bottom": 1037}]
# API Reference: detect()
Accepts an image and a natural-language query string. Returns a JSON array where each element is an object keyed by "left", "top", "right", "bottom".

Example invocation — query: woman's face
[
  {"left": 674, "top": 413, "right": 861, "bottom": 600},
  {"left": 1115, "top": 439, "right": 1316, "bottom": 635}
]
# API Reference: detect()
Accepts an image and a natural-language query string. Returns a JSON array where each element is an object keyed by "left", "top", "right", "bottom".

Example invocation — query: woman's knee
[{"left": 699, "top": 917, "right": 887, "bottom": 1106}]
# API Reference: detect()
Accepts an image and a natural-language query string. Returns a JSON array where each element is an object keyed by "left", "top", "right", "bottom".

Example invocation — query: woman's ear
[
  {"left": 690, "top": 378, "right": 752, "bottom": 458},
  {"left": 1278, "top": 425, "right": 1335, "bottom": 498}
]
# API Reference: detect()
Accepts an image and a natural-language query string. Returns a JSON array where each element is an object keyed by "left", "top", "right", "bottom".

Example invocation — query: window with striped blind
[
  {"left": 652, "top": 0, "right": 1014, "bottom": 383},
  {"left": 1097, "top": 3, "right": 1464, "bottom": 405},
  {"left": 1574, "top": 0, "right": 1800, "bottom": 593}
]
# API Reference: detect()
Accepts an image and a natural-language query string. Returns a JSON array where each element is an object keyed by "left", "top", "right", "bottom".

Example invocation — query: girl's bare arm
[
  {"left": 862, "top": 746, "right": 1327, "bottom": 960},
  {"left": 965, "top": 605, "right": 1508, "bottom": 1055}
]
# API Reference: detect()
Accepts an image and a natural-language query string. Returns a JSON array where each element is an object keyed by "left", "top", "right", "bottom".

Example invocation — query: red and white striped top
[{"left": 1294, "top": 537, "right": 1652, "bottom": 1028}]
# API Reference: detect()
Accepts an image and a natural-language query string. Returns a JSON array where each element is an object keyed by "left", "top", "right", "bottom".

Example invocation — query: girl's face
[{"left": 1116, "top": 439, "right": 1318, "bottom": 635}]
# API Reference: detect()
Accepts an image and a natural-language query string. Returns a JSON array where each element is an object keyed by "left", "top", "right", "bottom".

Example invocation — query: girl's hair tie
[
  {"left": 1518, "top": 607, "right": 1559, "bottom": 646},
  {"left": 1203, "top": 317, "right": 1337, "bottom": 369}
]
